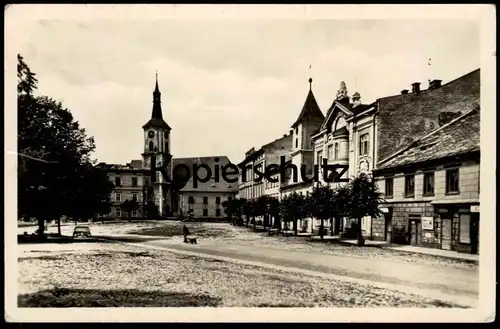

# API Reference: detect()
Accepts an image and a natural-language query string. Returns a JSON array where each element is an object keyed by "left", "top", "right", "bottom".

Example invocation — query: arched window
[
  {"left": 165, "top": 141, "right": 169, "bottom": 153},
  {"left": 333, "top": 116, "right": 347, "bottom": 131},
  {"left": 149, "top": 141, "right": 154, "bottom": 152}
]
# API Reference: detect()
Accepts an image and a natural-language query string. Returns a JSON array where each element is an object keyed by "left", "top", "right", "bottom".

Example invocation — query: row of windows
[
  {"left": 188, "top": 208, "right": 222, "bottom": 217},
  {"left": 147, "top": 141, "right": 169, "bottom": 153},
  {"left": 239, "top": 184, "right": 264, "bottom": 200},
  {"left": 115, "top": 208, "right": 139, "bottom": 217},
  {"left": 187, "top": 196, "right": 232, "bottom": 204},
  {"left": 316, "top": 133, "right": 369, "bottom": 165},
  {"left": 384, "top": 168, "right": 460, "bottom": 198},
  {"left": 114, "top": 193, "right": 139, "bottom": 202},
  {"left": 114, "top": 177, "right": 141, "bottom": 187}
]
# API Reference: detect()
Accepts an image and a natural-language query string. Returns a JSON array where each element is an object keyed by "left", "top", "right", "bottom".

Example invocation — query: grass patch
[
  {"left": 18, "top": 288, "right": 222, "bottom": 307},
  {"left": 127, "top": 222, "right": 237, "bottom": 239}
]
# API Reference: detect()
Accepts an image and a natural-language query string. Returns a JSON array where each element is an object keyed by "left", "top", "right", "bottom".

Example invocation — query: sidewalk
[{"left": 387, "top": 245, "right": 479, "bottom": 262}]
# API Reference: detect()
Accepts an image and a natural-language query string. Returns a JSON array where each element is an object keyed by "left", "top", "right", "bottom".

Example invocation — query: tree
[
  {"left": 332, "top": 185, "right": 351, "bottom": 235},
  {"left": 308, "top": 185, "right": 335, "bottom": 240},
  {"left": 346, "top": 173, "right": 385, "bottom": 246},
  {"left": 280, "top": 192, "right": 308, "bottom": 236},
  {"left": 120, "top": 199, "right": 140, "bottom": 221},
  {"left": 17, "top": 54, "right": 113, "bottom": 237},
  {"left": 268, "top": 197, "right": 281, "bottom": 233},
  {"left": 239, "top": 198, "right": 251, "bottom": 227},
  {"left": 246, "top": 199, "right": 257, "bottom": 228},
  {"left": 255, "top": 195, "right": 275, "bottom": 230}
]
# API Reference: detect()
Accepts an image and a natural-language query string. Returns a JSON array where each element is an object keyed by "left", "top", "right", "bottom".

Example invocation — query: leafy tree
[
  {"left": 239, "top": 198, "right": 251, "bottom": 227},
  {"left": 222, "top": 198, "right": 244, "bottom": 225},
  {"left": 280, "top": 192, "right": 308, "bottom": 236},
  {"left": 346, "top": 173, "right": 385, "bottom": 246},
  {"left": 247, "top": 199, "right": 257, "bottom": 228},
  {"left": 120, "top": 199, "right": 140, "bottom": 221},
  {"left": 332, "top": 185, "right": 351, "bottom": 235},
  {"left": 308, "top": 185, "right": 335, "bottom": 239},
  {"left": 268, "top": 197, "right": 281, "bottom": 232},
  {"left": 17, "top": 54, "right": 113, "bottom": 236}
]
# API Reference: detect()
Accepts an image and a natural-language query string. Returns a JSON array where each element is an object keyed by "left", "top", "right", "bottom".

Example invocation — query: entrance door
[
  {"left": 470, "top": 214, "right": 479, "bottom": 254},
  {"left": 384, "top": 212, "right": 393, "bottom": 242},
  {"left": 442, "top": 218, "right": 452, "bottom": 250},
  {"left": 410, "top": 220, "right": 417, "bottom": 245}
]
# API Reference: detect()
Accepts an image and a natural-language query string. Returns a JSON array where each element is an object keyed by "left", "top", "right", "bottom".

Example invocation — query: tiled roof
[
  {"left": 142, "top": 118, "right": 171, "bottom": 130},
  {"left": 172, "top": 156, "right": 239, "bottom": 193},
  {"left": 238, "top": 133, "right": 293, "bottom": 167},
  {"left": 95, "top": 162, "right": 146, "bottom": 173},
  {"left": 128, "top": 159, "right": 143, "bottom": 169},
  {"left": 376, "top": 69, "right": 480, "bottom": 162},
  {"left": 291, "top": 89, "right": 325, "bottom": 128},
  {"left": 376, "top": 109, "right": 480, "bottom": 171}
]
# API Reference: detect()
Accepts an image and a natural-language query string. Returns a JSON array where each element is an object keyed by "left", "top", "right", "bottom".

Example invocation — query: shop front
[{"left": 432, "top": 201, "right": 480, "bottom": 254}]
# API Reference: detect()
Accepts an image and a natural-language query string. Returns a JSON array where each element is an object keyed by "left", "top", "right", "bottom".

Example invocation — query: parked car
[{"left": 73, "top": 226, "right": 92, "bottom": 239}]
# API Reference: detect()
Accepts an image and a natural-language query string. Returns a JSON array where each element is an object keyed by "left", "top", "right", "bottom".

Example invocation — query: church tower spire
[{"left": 152, "top": 71, "right": 163, "bottom": 120}]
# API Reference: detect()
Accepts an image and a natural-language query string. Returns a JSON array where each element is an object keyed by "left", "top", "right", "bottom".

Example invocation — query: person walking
[{"left": 183, "top": 224, "right": 190, "bottom": 243}]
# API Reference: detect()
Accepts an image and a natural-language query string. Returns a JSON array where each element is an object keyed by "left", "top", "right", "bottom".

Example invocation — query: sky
[{"left": 16, "top": 16, "right": 480, "bottom": 165}]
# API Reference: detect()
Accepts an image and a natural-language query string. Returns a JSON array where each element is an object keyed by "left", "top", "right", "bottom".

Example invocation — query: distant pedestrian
[
  {"left": 319, "top": 224, "right": 325, "bottom": 240},
  {"left": 183, "top": 224, "right": 190, "bottom": 243}
]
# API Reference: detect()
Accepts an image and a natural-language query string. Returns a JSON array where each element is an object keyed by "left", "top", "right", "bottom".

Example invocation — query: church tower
[{"left": 142, "top": 73, "right": 173, "bottom": 216}]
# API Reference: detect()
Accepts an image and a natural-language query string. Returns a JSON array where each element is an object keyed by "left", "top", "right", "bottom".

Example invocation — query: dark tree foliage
[
  {"left": 17, "top": 54, "right": 113, "bottom": 235},
  {"left": 346, "top": 173, "right": 385, "bottom": 246}
]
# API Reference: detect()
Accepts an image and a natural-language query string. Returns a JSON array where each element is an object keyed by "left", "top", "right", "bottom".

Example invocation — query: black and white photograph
[{"left": 4, "top": 4, "right": 496, "bottom": 323}]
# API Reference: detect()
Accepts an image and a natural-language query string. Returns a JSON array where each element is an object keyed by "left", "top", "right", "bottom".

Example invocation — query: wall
[
  {"left": 105, "top": 171, "right": 146, "bottom": 219},
  {"left": 180, "top": 192, "right": 235, "bottom": 218},
  {"left": 373, "top": 160, "right": 480, "bottom": 252}
]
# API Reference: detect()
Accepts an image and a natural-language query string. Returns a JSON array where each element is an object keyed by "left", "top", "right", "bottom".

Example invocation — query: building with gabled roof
[
  {"left": 372, "top": 105, "right": 480, "bottom": 254},
  {"left": 96, "top": 74, "right": 237, "bottom": 220}
]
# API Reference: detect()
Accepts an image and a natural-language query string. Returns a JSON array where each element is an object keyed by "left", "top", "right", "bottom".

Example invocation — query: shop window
[{"left": 459, "top": 214, "right": 471, "bottom": 244}]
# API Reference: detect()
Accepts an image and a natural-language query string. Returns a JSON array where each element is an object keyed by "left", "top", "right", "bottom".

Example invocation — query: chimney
[
  {"left": 401, "top": 89, "right": 409, "bottom": 95},
  {"left": 283, "top": 134, "right": 287, "bottom": 138},
  {"left": 411, "top": 82, "right": 421, "bottom": 94},
  {"left": 351, "top": 92, "right": 361, "bottom": 107},
  {"left": 289, "top": 129, "right": 293, "bottom": 136},
  {"left": 428, "top": 79, "right": 442, "bottom": 90}
]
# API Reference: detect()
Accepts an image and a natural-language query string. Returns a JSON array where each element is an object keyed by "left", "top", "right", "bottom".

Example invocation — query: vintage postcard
[{"left": 4, "top": 4, "right": 496, "bottom": 323}]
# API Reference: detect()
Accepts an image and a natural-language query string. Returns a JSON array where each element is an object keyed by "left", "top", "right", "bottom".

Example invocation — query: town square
[{"left": 6, "top": 4, "right": 496, "bottom": 323}]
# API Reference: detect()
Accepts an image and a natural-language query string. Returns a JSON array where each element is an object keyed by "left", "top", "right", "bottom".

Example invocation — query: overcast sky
[{"left": 17, "top": 16, "right": 480, "bottom": 165}]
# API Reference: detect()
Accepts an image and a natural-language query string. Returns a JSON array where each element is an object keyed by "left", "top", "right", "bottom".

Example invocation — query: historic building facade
[
  {"left": 97, "top": 75, "right": 237, "bottom": 220},
  {"left": 372, "top": 108, "right": 480, "bottom": 254},
  {"left": 176, "top": 156, "right": 238, "bottom": 219},
  {"left": 311, "top": 81, "right": 376, "bottom": 236}
]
